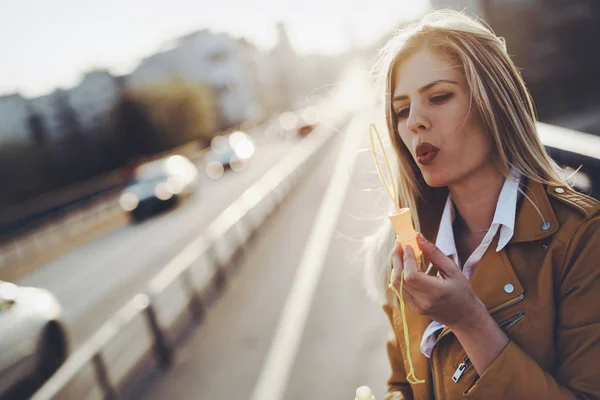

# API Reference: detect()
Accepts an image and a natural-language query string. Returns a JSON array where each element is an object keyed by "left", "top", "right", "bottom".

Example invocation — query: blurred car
[
  {"left": 119, "top": 155, "right": 198, "bottom": 222},
  {"left": 204, "top": 131, "right": 256, "bottom": 179},
  {"left": 0, "top": 281, "right": 68, "bottom": 397}
]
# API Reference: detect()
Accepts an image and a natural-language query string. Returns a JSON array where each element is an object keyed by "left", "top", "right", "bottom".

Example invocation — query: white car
[{"left": 0, "top": 281, "right": 68, "bottom": 397}]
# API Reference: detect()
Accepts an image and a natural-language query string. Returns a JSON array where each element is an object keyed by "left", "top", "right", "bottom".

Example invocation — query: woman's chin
[{"left": 421, "top": 170, "right": 449, "bottom": 187}]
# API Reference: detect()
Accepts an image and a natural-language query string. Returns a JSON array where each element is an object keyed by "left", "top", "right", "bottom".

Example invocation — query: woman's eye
[
  {"left": 430, "top": 93, "right": 453, "bottom": 104},
  {"left": 396, "top": 108, "right": 409, "bottom": 120}
]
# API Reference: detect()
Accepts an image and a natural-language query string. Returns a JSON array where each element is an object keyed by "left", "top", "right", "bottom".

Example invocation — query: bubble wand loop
[
  {"left": 368, "top": 124, "right": 425, "bottom": 385},
  {"left": 368, "top": 124, "right": 401, "bottom": 214}
]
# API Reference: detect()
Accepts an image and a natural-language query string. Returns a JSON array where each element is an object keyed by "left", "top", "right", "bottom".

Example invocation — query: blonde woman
[{"left": 364, "top": 9, "right": 600, "bottom": 400}]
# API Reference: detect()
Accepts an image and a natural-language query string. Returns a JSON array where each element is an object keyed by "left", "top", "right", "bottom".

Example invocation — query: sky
[{"left": 0, "top": 0, "right": 430, "bottom": 98}]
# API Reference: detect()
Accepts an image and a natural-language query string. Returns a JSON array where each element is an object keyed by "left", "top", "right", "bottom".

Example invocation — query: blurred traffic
[
  {"left": 204, "top": 131, "right": 256, "bottom": 179},
  {"left": 119, "top": 155, "right": 198, "bottom": 222}
]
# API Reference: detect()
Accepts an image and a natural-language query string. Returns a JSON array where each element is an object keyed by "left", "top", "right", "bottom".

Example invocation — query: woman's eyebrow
[{"left": 392, "top": 79, "right": 459, "bottom": 102}]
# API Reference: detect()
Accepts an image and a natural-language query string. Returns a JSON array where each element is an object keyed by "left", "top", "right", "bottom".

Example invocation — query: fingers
[
  {"left": 393, "top": 238, "right": 404, "bottom": 260},
  {"left": 417, "top": 233, "right": 459, "bottom": 278},
  {"left": 402, "top": 286, "right": 417, "bottom": 309},
  {"left": 391, "top": 252, "right": 402, "bottom": 287},
  {"left": 390, "top": 239, "right": 404, "bottom": 287},
  {"left": 402, "top": 244, "right": 419, "bottom": 281},
  {"left": 401, "top": 243, "right": 438, "bottom": 291}
]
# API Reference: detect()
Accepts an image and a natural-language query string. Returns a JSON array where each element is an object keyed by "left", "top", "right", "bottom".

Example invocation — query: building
[
  {"left": 28, "top": 90, "right": 66, "bottom": 141},
  {"left": 253, "top": 22, "right": 343, "bottom": 114},
  {"left": 0, "top": 94, "right": 30, "bottom": 144},
  {"left": 23, "top": 70, "right": 123, "bottom": 142},
  {"left": 67, "top": 70, "right": 123, "bottom": 132},
  {"left": 127, "top": 30, "right": 261, "bottom": 128}
]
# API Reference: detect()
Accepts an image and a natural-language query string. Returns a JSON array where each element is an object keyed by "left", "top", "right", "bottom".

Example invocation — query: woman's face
[{"left": 392, "top": 47, "right": 493, "bottom": 188}]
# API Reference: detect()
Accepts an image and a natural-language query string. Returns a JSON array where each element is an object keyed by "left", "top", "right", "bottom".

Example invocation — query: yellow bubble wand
[{"left": 369, "top": 124, "right": 425, "bottom": 385}]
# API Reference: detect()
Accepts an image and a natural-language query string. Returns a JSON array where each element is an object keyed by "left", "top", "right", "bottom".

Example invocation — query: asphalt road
[
  {"left": 126, "top": 108, "right": 394, "bottom": 400},
  {"left": 17, "top": 60, "right": 393, "bottom": 400},
  {"left": 17, "top": 136, "right": 299, "bottom": 349}
]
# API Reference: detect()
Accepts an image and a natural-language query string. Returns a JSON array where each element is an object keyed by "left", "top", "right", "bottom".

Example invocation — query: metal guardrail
[
  {"left": 31, "top": 119, "right": 339, "bottom": 400},
  {"left": 0, "top": 195, "right": 122, "bottom": 275},
  {"left": 0, "top": 148, "right": 211, "bottom": 279}
]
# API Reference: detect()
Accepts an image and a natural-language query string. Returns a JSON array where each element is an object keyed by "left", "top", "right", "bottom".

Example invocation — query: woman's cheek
[{"left": 397, "top": 130, "right": 413, "bottom": 157}]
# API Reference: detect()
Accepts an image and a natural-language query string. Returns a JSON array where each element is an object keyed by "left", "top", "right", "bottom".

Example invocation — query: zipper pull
[{"left": 452, "top": 360, "right": 468, "bottom": 383}]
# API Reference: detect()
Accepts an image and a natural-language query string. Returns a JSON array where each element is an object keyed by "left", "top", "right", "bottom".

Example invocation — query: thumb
[{"left": 417, "top": 233, "right": 459, "bottom": 277}]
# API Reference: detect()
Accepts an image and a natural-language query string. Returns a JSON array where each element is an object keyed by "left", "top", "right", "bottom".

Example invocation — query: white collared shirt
[{"left": 420, "top": 169, "right": 522, "bottom": 358}]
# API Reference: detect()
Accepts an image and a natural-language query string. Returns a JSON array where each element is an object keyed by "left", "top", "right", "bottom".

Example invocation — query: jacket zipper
[
  {"left": 452, "top": 312, "right": 526, "bottom": 383},
  {"left": 490, "top": 294, "right": 525, "bottom": 316},
  {"left": 498, "top": 312, "right": 525, "bottom": 331},
  {"left": 430, "top": 357, "right": 438, "bottom": 400},
  {"left": 452, "top": 357, "right": 471, "bottom": 383}
]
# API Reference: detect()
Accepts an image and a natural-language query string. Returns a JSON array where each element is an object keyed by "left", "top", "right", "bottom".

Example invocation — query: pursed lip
[{"left": 415, "top": 142, "right": 440, "bottom": 165}]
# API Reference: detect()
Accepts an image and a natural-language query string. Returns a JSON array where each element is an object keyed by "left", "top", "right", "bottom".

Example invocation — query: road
[
  {"left": 17, "top": 136, "right": 299, "bottom": 349},
  {"left": 19, "top": 61, "right": 396, "bottom": 399},
  {"left": 124, "top": 108, "right": 394, "bottom": 399}
]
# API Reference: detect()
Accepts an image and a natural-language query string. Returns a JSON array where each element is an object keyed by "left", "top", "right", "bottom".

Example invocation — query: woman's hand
[{"left": 391, "top": 233, "right": 486, "bottom": 330}]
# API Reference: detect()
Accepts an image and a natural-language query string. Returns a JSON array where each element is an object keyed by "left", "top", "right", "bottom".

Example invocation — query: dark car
[{"left": 119, "top": 155, "right": 198, "bottom": 222}]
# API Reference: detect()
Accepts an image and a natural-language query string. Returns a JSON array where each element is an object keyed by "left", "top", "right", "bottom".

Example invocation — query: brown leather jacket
[{"left": 383, "top": 178, "right": 600, "bottom": 399}]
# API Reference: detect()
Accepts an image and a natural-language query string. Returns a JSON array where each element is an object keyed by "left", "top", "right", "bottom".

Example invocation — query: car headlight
[
  {"left": 166, "top": 177, "right": 184, "bottom": 194},
  {"left": 206, "top": 161, "right": 224, "bottom": 179},
  {"left": 119, "top": 193, "right": 139, "bottom": 211},
  {"left": 155, "top": 182, "right": 173, "bottom": 200},
  {"left": 234, "top": 140, "right": 255, "bottom": 160}
]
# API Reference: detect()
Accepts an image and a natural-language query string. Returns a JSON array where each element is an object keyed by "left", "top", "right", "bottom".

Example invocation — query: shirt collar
[
  {"left": 434, "top": 168, "right": 522, "bottom": 256},
  {"left": 494, "top": 168, "right": 521, "bottom": 250}
]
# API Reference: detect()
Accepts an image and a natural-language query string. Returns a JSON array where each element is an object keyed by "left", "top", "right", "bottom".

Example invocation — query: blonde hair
[{"left": 363, "top": 9, "right": 570, "bottom": 304}]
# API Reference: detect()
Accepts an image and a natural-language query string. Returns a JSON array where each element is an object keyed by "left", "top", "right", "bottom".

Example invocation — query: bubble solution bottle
[
  {"left": 388, "top": 207, "right": 422, "bottom": 262},
  {"left": 355, "top": 386, "right": 375, "bottom": 400}
]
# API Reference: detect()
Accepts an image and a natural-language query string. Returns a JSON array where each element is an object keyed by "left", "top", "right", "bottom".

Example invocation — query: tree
[
  {"left": 27, "top": 113, "right": 47, "bottom": 145},
  {"left": 114, "top": 78, "right": 219, "bottom": 156}
]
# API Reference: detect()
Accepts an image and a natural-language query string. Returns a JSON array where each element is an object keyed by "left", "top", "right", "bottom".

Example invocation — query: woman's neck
[{"left": 449, "top": 166, "right": 505, "bottom": 234}]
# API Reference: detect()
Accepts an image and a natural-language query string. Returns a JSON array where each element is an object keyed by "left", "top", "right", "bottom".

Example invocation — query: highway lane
[
  {"left": 129, "top": 108, "right": 393, "bottom": 399},
  {"left": 17, "top": 61, "right": 376, "bottom": 400},
  {"left": 16, "top": 61, "right": 369, "bottom": 353},
  {"left": 17, "top": 135, "right": 301, "bottom": 349}
]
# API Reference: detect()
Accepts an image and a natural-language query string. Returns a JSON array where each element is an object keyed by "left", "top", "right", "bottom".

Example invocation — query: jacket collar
[
  {"left": 511, "top": 176, "right": 559, "bottom": 243},
  {"left": 418, "top": 175, "right": 560, "bottom": 246}
]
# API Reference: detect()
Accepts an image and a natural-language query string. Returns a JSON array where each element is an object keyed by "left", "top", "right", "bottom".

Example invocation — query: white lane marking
[{"left": 250, "top": 114, "right": 365, "bottom": 400}]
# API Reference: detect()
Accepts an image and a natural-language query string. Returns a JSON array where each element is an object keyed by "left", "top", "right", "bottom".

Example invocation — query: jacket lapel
[
  {"left": 511, "top": 177, "right": 559, "bottom": 243},
  {"left": 468, "top": 235, "right": 525, "bottom": 314},
  {"left": 470, "top": 178, "right": 559, "bottom": 313}
]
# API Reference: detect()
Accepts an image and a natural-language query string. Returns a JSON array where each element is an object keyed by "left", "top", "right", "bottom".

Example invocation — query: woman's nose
[{"left": 407, "top": 106, "right": 431, "bottom": 133}]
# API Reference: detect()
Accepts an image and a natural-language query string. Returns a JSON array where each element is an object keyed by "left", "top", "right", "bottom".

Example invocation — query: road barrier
[{"left": 31, "top": 116, "right": 341, "bottom": 400}]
